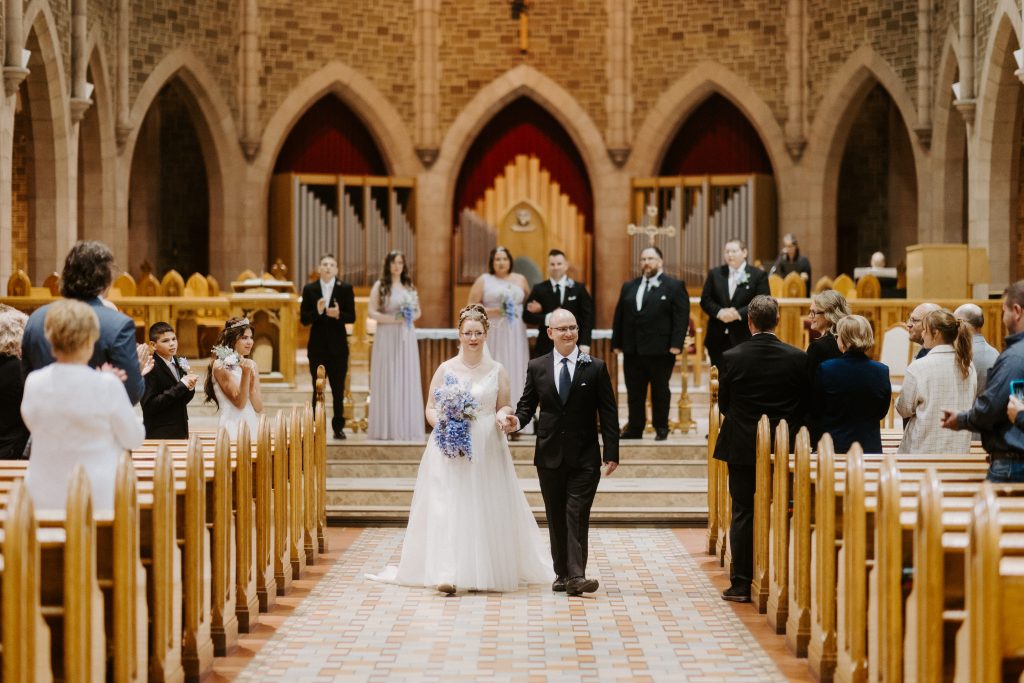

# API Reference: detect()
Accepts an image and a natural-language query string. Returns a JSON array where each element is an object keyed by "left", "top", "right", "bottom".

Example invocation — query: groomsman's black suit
[
  {"left": 713, "top": 332, "right": 807, "bottom": 593},
  {"left": 523, "top": 279, "right": 594, "bottom": 358},
  {"left": 611, "top": 272, "right": 689, "bottom": 436},
  {"left": 699, "top": 264, "right": 771, "bottom": 370},
  {"left": 514, "top": 350, "right": 619, "bottom": 581},
  {"left": 141, "top": 355, "right": 195, "bottom": 439},
  {"left": 300, "top": 277, "right": 356, "bottom": 434}
]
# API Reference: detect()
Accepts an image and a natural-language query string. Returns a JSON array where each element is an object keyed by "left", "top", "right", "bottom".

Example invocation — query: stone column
[
  {"left": 953, "top": 0, "right": 975, "bottom": 125},
  {"left": 414, "top": 0, "right": 440, "bottom": 166},
  {"left": 3, "top": 0, "right": 28, "bottom": 97},
  {"left": 914, "top": 0, "right": 932, "bottom": 146},
  {"left": 70, "top": 0, "right": 93, "bottom": 123},
  {"left": 116, "top": 0, "right": 131, "bottom": 145},
  {"left": 784, "top": 0, "right": 806, "bottom": 158},
  {"left": 239, "top": 0, "right": 260, "bottom": 160},
  {"left": 605, "top": 0, "right": 632, "bottom": 167}
]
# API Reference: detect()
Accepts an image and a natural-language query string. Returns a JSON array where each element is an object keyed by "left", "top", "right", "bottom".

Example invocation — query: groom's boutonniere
[
  {"left": 578, "top": 352, "right": 593, "bottom": 365},
  {"left": 737, "top": 270, "right": 750, "bottom": 287},
  {"left": 565, "top": 278, "right": 576, "bottom": 288}
]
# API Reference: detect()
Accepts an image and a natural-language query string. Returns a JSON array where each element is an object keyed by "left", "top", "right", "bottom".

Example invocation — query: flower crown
[{"left": 227, "top": 317, "right": 250, "bottom": 330}]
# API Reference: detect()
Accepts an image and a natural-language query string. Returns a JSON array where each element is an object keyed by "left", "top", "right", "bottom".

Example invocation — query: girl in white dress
[
  {"left": 367, "top": 250, "right": 425, "bottom": 441},
  {"left": 205, "top": 317, "right": 263, "bottom": 439},
  {"left": 368, "top": 304, "right": 553, "bottom": 594},
  {"left": 467, "top": 246, "right": 530, "bottom": 427},
  {"left": 21, "top": 299, "right": 145, "bottom": 511}
]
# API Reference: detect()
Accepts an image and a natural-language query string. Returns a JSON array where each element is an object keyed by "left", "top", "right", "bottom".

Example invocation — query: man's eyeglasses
[{"left": 551, "top": 326, "right": 579, "bottom": 334}]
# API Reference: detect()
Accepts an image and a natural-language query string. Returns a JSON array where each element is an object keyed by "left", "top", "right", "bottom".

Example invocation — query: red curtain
[
  {"left": 659, "top": 94, "right": 772, "bottom": 176},
  {"left": 453, "top": 97, "right": 593, "bottom": 231},
  {"left": 274, "top": 96, "right": 387, "bottom": 175}
]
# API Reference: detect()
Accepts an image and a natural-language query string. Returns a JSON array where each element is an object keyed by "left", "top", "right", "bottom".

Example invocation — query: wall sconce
[
  {"left": 951, "top": 81, "right": 961, "bottom": 100},
  {"left": 82, "top": 81, "right": 94, "bottom": 99},
  {"left": 1014, "top": 49, "right": 1023, "bottom": 71},
  {"left": 20, "top": 49, "right": 30, "bottom": 69}
]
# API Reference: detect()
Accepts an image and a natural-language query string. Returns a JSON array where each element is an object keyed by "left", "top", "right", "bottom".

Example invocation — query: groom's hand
[
  {"left": 603, "top": 461, "right": 618, "bottom": 476},
  {"left": 505, "top": 415, "right": 520, "bottom": 433}
]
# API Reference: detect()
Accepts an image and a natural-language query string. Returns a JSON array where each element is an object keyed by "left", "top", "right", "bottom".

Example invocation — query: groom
[{"left": 507, "top": 309, "right": 619, "bottom": 596}]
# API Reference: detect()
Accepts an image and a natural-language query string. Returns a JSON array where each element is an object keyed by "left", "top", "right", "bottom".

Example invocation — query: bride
[{"left": 369, "top": 304, "right": 553, "bottom": 594}]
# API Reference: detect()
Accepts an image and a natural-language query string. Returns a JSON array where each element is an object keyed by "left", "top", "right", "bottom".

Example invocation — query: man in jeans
[{"left": 942, "top": 281, "right": 1024, "bottom": 482}]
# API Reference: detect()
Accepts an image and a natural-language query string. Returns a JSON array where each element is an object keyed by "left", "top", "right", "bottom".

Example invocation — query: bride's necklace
[{"left": 462, "top": 356, "right": 484, "bottom": 370}]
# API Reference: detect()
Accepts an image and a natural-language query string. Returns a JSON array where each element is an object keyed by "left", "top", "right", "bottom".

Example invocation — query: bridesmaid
[
  {"left": 368, "top": 251, "right": 425, "bottom": 441},
  {"left": 468, "top": 246, "right": 530, "bottom": 421}
]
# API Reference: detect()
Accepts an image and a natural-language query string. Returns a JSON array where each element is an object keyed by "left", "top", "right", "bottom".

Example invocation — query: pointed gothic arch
[
  {"left": 973, "top": 6, "right": 1024, "bottom": 286},
  {"left": 802, "top": 46, "right": 925, "bottom": 277},
  {"left": 77, "top": 37, "right": 117, "bottom": 253}
]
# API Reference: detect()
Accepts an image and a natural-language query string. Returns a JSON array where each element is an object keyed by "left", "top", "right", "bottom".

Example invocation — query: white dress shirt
[
  {"left": 728, "top": 262, "right": 748, "bottom": 299},
  {"left": 635, "top": 271, "right": 662, "bottom": 310},
  {"left": 319, "top": 278, "right": 335, "bottom": 310},
  {"left": 553, "top": 347, "right": 580, "bottom": 395},
  {"left": 160, "top": 354, "right": 180, "bottom": 380}
]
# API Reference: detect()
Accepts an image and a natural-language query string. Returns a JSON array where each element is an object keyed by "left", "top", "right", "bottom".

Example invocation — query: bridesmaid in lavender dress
[
  {"left": 468, "top": 246, "right": 531, "bottom": 420},
  {"left": 368, "top": 251, "right": 425, "bottom": 441}
]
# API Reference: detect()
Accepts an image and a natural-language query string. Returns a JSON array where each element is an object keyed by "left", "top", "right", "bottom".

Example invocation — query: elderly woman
[
  {"left": 805, "top": 290, "right": 852, "bottom": 443},
  {"left": 812, "top": 315, "right": 891, "bottom": 453},
  {"left": 0, "top": 304, "right": 29, "bottom": 459}
]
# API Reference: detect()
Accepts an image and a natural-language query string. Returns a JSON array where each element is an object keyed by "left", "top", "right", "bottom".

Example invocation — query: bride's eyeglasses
[{"left": 460, "top": 331, "right": 485, "bottom": 339}]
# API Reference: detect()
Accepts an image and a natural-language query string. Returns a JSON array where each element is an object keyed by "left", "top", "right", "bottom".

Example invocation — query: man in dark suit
[
  {"left": 141, "top": 322, "right": 198, "bottom": 438},
  {"left": 700, "top": 238, "right": 771, "bottom": 371},
  {"left": 300, "top": 254, "right": 356, "bottom": 439},
  {"left": 714, "top": 295, "right": 808, "bottom": 602},
  {"left": 22, "top": 240, "right": 150, "bottom": 404},
  {"left": 523, "top": 249, "right": 594, "bottom": 358},
  {"left": 509, "top": 309, "right": 619, "bottom": 596},
  {"left": 611, "top": 246, "right": 689, "bottom": 440}
]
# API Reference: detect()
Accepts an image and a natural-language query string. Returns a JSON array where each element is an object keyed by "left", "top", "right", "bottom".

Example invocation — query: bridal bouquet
[
  {"left": 396, "top": 291, "right": 419, "bottom": 329},
  {"left": 433, "top": 374, "right": 480, "bottom": 460},
  {"left": 212, "top": 344, "right": 241, "bottom": 369},
  {"left": 500, "top": 290, "right": 518, "bottom": 322}
]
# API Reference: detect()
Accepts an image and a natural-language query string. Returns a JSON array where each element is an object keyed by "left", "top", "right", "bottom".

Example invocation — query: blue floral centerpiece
[
  {"left": 396, "top": 291, "right": 419, "bottom": 329},
  {"left": 432, "top": 374, "right": 480, "bottom": 460}
]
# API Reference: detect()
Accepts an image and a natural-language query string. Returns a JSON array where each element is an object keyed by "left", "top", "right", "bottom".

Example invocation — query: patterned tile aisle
[{"left": 236, "top": 528, "right": 785, "bottom": 682}]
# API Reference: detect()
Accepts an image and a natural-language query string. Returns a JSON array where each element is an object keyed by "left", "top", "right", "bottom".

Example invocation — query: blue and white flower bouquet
[
  {"left": 500, "top": 290, "right": 518, "bottom": 322},
  {"left": 396, "top": 290, "right": 419, "bottom": 329},
  {"left": 212, "top": 344, "right": 241, "bottom": 369},
  {"left": 432, "top": 374, "right": 480, "bottom": 460}
]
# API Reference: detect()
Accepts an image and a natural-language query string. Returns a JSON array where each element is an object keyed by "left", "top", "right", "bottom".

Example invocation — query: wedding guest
[
  {"left": 805, "top": 290, "right": 851, "bottom": 443},
  {"left": 768, "top": 233, "right": 812, "bottom": 295},
  {"left": 611, "top": 246, "right": 689, "bottom": 440},
  {"left": 714, "top": 295, "right": 807, "bottom": 602},
  {"left": 0, "top": 304, "right": 30, "bottom": 459},
  {"left": 812, "top": 315, "right": 891, "bottom": 453},
  {"left": 205, "top": 317, "right": 263, "bottom": 439},
  {"left": 954, "top": 303, "right": 999, "bottom": 396},
  {"left": 367, "top": 250, "right": 425, "bottom": 441},
  {"left": 523, "top": 249, "right": 594, "bottom": 358},
  {"left": 870, "top": 251, "right": 886, "bottom": 268},
  {"left": 300, "top": 254, "right": 355, "bottom": 439},
  {"left": 906, "top": 302, "right": 941, "bottom": 360},
  {"left": 943, "top": 282, "right": 1024, "bottom": 482},
  {"left": 21, "top": 240, "right": 151, "bottom": 404},
  {"left": 21, "top": 299, "right": 145, "bottom": 510},
  {"left": 467, "top": 246, "right": 530, "bottom": 419},
  {"left": 897, "top": 309, "right": 976, "bottom": 454},
  {"left": 141, "top": 322, "right": 198, "bottom": 439},
  {"left": 700, "top": 238, "right": 771, "bottom": 370}
]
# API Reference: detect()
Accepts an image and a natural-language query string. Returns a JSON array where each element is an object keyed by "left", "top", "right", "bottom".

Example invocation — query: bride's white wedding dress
[{"left": 368, "top": 360, "right": 553, "bottom": 592}]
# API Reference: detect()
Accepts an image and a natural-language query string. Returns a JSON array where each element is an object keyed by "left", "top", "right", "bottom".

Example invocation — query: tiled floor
[{"left": 229, "top": 528, "right": 787, "bottom": 682}]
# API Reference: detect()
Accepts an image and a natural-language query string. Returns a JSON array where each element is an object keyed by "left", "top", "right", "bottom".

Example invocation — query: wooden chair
[
  {"left": 113, "top": 272, "right": 137, "bottom": 297},
  {"left": 878, "top": 323, "right": 913, "bottom": 387},
  {"left": 782, "top": 271, "right": 806, "bottom": 298},
  {"left": 236, "top": 269, "right": 258, "bottom": 282},
  {"left": 137, "top": 273, "right": 161, "bottom": 296},
  {"left": 41, "top": 273, "right": 60, "bottom": 296},
  {"left": 855, "top": 273, "right": 880, "bottom": 299},
  {"left": 6, "top": 269, "right": 31, "bottom": 296},
  {"left": 813, "top": 276, "right": 834, "bottom": 294},
  {"left": 832, "top": 274, "right": 856, "bottom": 299},
  {"left": 768, "top": 274, "right": 784, "bottom": 298},
  {"left": 160, "top": 270, "right": 185, "bottom": 297},
  {"left": 206, "top": 273, "right": 220, "bottom": 296}
]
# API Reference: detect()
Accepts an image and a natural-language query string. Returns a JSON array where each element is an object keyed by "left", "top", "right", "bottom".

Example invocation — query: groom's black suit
[{"left": 514, "top": 350, "right": 619, "bottom": 580}]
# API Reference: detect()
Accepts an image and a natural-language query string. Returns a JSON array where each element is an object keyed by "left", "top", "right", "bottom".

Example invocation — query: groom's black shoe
[
  {"left": 552, "top": 576, "right": 567, "bottom": 592},
  {"left": 620, "top": 429, "right": 643, "bottom": 439},
  {"left": 566, "top": 577, "right": 599, "bottom": 596},
  {"left": 333, "top": 429, "right": 346, "bottom": 440},
  {"left": 721, "top": 586, "right": 751, "bottom": 603},
  {"left": 654, "top": 429, "right": 669, "bottom": 441}
]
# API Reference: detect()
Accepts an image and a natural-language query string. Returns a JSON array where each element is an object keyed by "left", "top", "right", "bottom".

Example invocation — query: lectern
[{"left": 905, "top": 244, "right": 989, "bottom": 299}]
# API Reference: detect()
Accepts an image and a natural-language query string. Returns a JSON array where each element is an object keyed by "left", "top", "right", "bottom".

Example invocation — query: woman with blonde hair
[
  {"left": 812, "top": 315, "right": 891, "bottom": 453},
  {"left": 0, "top": 304, "right": 30, "bottom": 458},
  {"left": 896, "top": 309, "right": 976, "bottom": 454},
  {"left": 806, "top": 289, "right": 852, "bottom": 443}
]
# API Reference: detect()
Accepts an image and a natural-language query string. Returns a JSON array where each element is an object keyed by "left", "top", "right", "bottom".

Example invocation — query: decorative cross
[{"left": 627, "top": 205, "right": 676, "bottom": 245}]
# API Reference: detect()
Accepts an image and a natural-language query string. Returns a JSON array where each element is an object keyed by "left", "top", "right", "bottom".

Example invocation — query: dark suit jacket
[
  {"left": 714, "top": 333, "right": 808, "bottom": 466},
  {"left": 611, "top": 273, "right": 689, "bottom": 355},
  {"left": 141, "top": 355, "right": 195, "bottom": 439},
  {"left": 300, "top": 278, "right": 356, "bottom": 361},
  {"left": 812, "top": 351, "right": 891, "bottom": 454},
  {"left": 514, "top": 351, "right": 619, "bottom": 469},
  {"left": 0, "top": 354, "right": 29, "bottom": 459},
  {"left": 523, "top": 279, "right": 594, "bottom": 357},
  {"left": 699, "top": 264, "right": 771, "bottom": 356},
  {"left": 21, "top": 296, "right": 145, "bottom": 404}
]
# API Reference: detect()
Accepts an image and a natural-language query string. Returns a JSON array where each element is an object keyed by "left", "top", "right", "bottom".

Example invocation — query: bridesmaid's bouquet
[
  {"left": 500, "top": 290, "right": 518, "bottom": 322},
  {"left": 396, "top": 291, "right": 419, "bottom": 329},
  {"left": 212, "top": 344, "right": 241, "bottom": 369},
  {"left": 433, "top": 374, "right": 480, "bottom": 460}
]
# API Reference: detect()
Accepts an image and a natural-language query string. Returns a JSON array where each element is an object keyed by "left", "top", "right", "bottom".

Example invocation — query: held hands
[
  {"left": 1008, "top": 396, "right": 1024, "bottom": 423},
  {"left": 240, "top": 358, "right": 258, "bottom": 373},
  {"left": 497, "top": 413, "right": 520, "bottom": 434},
  {"left": 717, "top": 308, "right": 741, "bottom": 323},
  {"left": 526, "top": 300, "right": 542, "bottom": 314},
  {"left": 325, "top": 301, "right": 341, "bottom": 319}
]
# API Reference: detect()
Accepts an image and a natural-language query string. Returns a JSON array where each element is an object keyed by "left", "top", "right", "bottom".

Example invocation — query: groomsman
[
  {"left": 612, "top": 246, "right": 689, "bottom": 440},
  {"left": 300, "top": 254, "right": 355, "bottom": 439},
  {"left": 699, "top": 238, "right": 770, "bottom": 371},
  {"left": 523, "top": 249, "right": 594, "bottom": 358}
]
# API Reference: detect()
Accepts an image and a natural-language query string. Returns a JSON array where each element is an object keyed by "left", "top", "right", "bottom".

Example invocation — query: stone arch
[
  {"left": 929, "top": 27, "right": 969, "bottom": 244},
  {"left": 120, "top": 48, "right": 241, "bottom": 281},
  {"left": 973, "top": 4, "right": 1024, "bottom": 286},
  {"left": 76, "top": 34, "right": 118, "bottom": 253},
  {"left": 802, "top": 45, "right": 926, "bottom": 278}
]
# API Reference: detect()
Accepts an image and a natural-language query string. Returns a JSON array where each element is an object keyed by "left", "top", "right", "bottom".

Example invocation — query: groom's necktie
[{"left": 558, "top": 358, "right": 571, "bottom": 405}]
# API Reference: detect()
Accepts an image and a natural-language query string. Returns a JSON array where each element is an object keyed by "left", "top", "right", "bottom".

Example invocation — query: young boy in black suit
[{"left": 141, "top": 322, "right": 198, "bottom": 439}]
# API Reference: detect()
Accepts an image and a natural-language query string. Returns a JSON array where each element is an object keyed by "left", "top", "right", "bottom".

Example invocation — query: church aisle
[{"left": 232, "top": 528, "right": 786, "bottom": 682}]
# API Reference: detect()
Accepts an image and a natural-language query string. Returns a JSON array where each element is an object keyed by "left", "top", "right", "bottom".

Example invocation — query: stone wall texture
[{"left": 87, "top": 0, "right": 117, "bottom": 74}]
